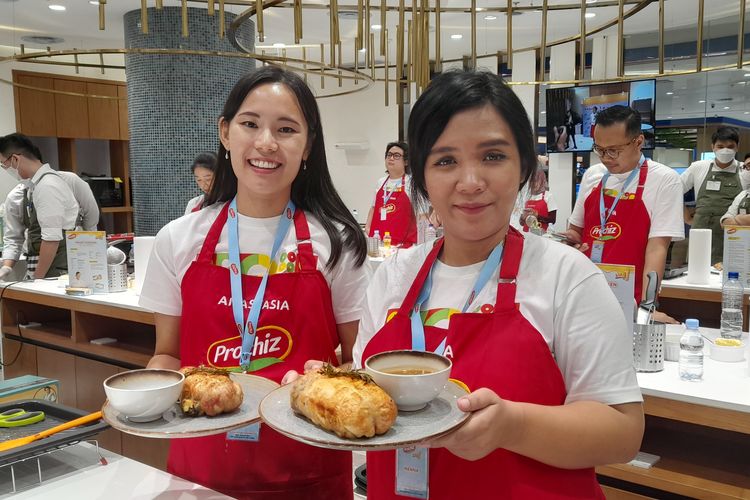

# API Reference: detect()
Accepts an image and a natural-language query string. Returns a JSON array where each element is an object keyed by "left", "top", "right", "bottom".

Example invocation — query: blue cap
[
  {"left": 729, "top": 272, "right": 740, "bottom": 280},
  {"left": 685, "top": 318, "right": 699, "bottom": 329}
]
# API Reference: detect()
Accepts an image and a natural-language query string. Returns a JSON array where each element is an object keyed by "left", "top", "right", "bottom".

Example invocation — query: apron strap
[
  {"left": 293, "top": 210, "right": 317, "bottom": 272},
  {"left": 496, "top": 228, "right": 524, "bottom": 312},
  {"left": 196, "top": 202, "right": 230, "bottom": 264},
  {"left": 397, "top": 238, "right": 444, "bottom": 316},
  {"left": 635, "top": 161, "right": 648, "bottom": 198}
]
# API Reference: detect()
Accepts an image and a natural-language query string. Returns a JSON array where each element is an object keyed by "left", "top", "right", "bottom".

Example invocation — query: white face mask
[{"left": 715, "top": 148, "right": 737, "bottom": 164}]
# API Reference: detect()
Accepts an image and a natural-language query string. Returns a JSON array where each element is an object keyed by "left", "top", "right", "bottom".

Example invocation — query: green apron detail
[
  {"left": 23, "top": 172, "right": 69, "bottom": 278},
  {"left": 693, "top": 166, "right": 742, "bottom": 264}
]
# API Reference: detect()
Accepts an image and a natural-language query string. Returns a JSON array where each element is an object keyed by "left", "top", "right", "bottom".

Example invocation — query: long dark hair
[
  {"left": 407, "top": 70, "right": 537, "bottom": 207},
  {"left": 204, "top": 66, "right": 366, "bottom": 269}
]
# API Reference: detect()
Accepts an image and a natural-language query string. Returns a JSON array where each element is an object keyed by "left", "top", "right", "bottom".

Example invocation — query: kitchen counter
[{"left": 0, "top": 442, "right": 227, "bottom": 499}]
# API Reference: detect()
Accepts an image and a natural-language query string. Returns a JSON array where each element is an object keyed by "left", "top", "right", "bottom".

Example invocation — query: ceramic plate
[
  {"left": 259, "top": 380, "right": 470, "bottom": 451},
  {"left": 102, "top": 373, "right": 279, "bottom": 438}
]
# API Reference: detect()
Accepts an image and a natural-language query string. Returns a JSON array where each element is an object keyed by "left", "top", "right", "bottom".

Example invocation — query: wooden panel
[
  {"left": 36, "top": 346, "right": 77, "bottom": 407},
  {"left": 601, "top": 485, "right": 653, "bottom": 499},
  {"left": 54, "top": 79, "right": 89, "bottom": 138},
  {"left": 74, "top": 356, "right": 121, "bottom": 453},
  {"left": 13, "top": 73, "right": 56, "bottom": 136},
  {"left": 121, "top": 433, "right": 169, "bottom": 471},
  {"left": 57, "top": 138, "right": 76, "bottom": 172},
  {"left": 644, "top": 395, "right": 750, "bottom": 435},
  {"left": 1, "top": 337, "right": 37, "bottom": 379},
  {"left": 87, "top": 83, "right": 120, "bottom": 140},
  {"left": 117, "top": 85, "right": 128, "bottom": 140}
]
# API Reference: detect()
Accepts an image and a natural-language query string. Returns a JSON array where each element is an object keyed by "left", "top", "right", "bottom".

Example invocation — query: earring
[
  {"left": 225, "top": 150, "right": 230, "bottom": 160},
  {"left": 302, "top": 161, "right": 307, "bottom": 171}
]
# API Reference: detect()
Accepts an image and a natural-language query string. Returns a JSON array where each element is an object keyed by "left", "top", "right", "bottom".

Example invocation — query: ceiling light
[
  {"left": 666, "top": 91, "right": 674, "bottom": 95},
  {"left": 89, "top": 1, "right": 98, "bottom": 4},
  {"left": 724, "top": 106, "right": 730, "bottom": 110},
  {"left": 476, "top": 7, "right": 485, "bottom": 12},
  {"left": 745, "top": 111, "right": 750, "bottom": 114},
  {"left": 744, "top": 73, "right": 750, "bottom": 77},
  {"left": 586, "top": 0, "right": 598, "bottom": 3},
  {"left": 484, "top": 15, "right": 497, "bottom": 20},
  {"left": 371, "top": 24, "right": 382, "bottom": 30},
  {"left": 450, "top": 34, "right": 463, "bottom": 40},
  {"left": 272, "top": 43, "right": 285, "bottom": 48},
  {"left": 585, "top": 12, "right": 596, "bottom": 18},
  {"left": 541, "top": 111, "right": 546, "bottom": 114},
  {"left": 667, "top": 116, "right": 673, "bottom": 119},
  {"left": 48, "top": 4, "right": 66, "bottom": 11},
  {"left": 359, "top": 47, "right": 366, "bottom": 53},
  {"left": 699, "top": 100, "right": 706, "bottom": 103}
]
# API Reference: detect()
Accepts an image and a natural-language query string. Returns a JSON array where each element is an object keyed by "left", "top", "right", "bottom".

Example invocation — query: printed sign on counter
[
  {"left": 596, "top": 263, "right": 636, "bottom": 325},
  {"left": 723, "top": 225, "right": 750, "bottom": 287},
  {"left": 66, "top": 230, "right": 109, "bottom": 294}
]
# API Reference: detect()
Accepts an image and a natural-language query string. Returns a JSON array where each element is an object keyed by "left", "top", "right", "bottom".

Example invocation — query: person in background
[
  {"left": 140, "top": 67, "right": 367, "bottom": 499},
  {"left": 0, "top": 133, "right": 79, "bottom": 279},
  {"left": 565, "top": 105, "right": 684, "bottom": 314},
  {"left": 365, "top": 141, "right": 418, "bottom": 247},
  {"left": 681, "top": 126, "right": 746, "bottom": 265},
  {"left": 744, "top": 152, "right": 750, "bottom": 169},
  {"left": 346, "top": 70, "right": 643, "bottom": 499},
  {"left": 520, "top": 168, "right": 557, "bottom": 233},
  {"left": 184, "top": 151, "right": 217, "bottom": 215}
]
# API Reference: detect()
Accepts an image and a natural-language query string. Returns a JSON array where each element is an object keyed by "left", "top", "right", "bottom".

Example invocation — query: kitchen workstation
[{"left": 2, "top": 0, "right": 750, "bottom": 499}]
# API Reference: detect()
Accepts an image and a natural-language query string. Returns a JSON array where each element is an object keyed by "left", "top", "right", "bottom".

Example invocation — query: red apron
[
  {"left": 522, "top": 192, "right": 551, "bottom": 232},
  {"left": 369, "top": 175, "right": 417, "bottom": 248},
  {"left": 361, "top": 229, "right": 604, "bottom": 499},
  {"left": 582, "top": 163, "right": 650, "bottom": 302},
  {"left": 169, "top": 203, "right": 353, "bottom": 500}
]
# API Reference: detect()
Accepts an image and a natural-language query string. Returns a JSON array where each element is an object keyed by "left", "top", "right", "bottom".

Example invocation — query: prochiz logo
[
  {"left": 228, "top": 207, "right": 236, "bottom": 218},
  {"left": 286, "top": 207, "right": 293, "bottom": 219},
  {"left": 589, "top": 222, "right": 622, "bottom": 241},
  {"left": 206, "top": 325, "right": 293, "bottom": 372}
]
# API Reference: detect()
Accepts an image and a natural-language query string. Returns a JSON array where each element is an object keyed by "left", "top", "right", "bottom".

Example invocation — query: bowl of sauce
[{"left": 364, "top": 350, "right": 452, "bottom": 411}]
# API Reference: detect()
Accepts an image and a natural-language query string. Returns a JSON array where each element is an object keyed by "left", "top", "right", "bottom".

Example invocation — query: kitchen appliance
[{"left": 81, "top": 175, "right": 123, "bottom": 207}]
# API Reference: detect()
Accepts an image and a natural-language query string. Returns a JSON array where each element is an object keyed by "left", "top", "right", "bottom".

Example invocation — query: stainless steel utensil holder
[
  {"left": 107, "top": 263, "right": 128, "bottom": 293},
  {"left": 633, "top": 322, "right": 665, "bottom": 372}
]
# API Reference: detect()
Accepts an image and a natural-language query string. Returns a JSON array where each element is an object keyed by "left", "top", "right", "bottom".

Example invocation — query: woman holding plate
[
  {"left": 351, "top": 70, "right": 644, "bottom": 499},
  {"left": 140, "top": 67, "right": 367, "bottom": 499}
]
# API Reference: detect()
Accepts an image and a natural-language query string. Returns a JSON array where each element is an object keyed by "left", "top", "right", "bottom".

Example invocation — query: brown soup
[{"left": 382, "top": 367, "right": 435, "bottom": 375}]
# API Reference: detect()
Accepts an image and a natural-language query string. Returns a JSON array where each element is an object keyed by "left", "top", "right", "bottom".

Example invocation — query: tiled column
[{"left": 124, "top": 7, "right": 255, "bottom": 234}]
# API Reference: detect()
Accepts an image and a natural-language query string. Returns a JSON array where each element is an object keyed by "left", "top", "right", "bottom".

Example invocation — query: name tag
[
  {"left": 380, "top": 207, "right": 388, "bottom": 221},
  {"left": 706, "top": 180, "right": 721, "bottom": 191},
  {"left": 591, "top": 240, "right": 605, "bottom": 264},
  {"left": 395, "top": 446, "right": 429, "bottom": 499},
  {"left": 227, "top": 422, "right": 261, "bottom": 442}
]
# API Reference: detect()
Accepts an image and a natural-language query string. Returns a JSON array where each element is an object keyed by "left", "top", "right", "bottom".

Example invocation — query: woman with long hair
[{"left": 140, "top": 66, "right": 367, "bottom": 499}]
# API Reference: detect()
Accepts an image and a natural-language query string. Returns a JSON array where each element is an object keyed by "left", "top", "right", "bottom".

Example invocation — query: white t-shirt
[
  {"left": 352, "top": 234, "right": 643, "bottom": 406},
  {"left": 184, "top": 194, "right": 205, "bottom": 216},
  {"left": 681, "top": 159, "right": 750, "bottom": 194},
  {"left": 371, "top": 175, "right": 412, "bottom": 207},
  {"left": 721, "top": 190, "right": 750, "bottom": 222},
  {"left": 569, "top": 161, "right": 685, "bottom": 241},
  {"left": 139, "top": 204, "right": 368, "bottom": 324},
  {"left": 527, "top": 190, "right": 558, "bottom": 212},
  {"left": 29, "top": 164, "right": 79, "bottom": 242}
]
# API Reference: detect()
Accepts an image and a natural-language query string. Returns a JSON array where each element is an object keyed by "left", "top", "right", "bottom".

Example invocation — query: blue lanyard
[
  {"left": 382, "top": 175, "right": 404, "bottom": 205},
  {"left": 410, "top": 242, "right": 504, "bottom": 354},
  {"left": 227, "top": 197, "right": 295, "bottom": 370},
  {"left": 598, "top": 155, "right": 645, "bottom": 234}
]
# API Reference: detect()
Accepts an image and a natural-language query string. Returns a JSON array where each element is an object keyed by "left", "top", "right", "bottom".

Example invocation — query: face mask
[
  {"left": 715, "top": 148, "right": 736, "bottom": 164},
  {"left": 6, "top": 167, "right": 21, "bottom": 181}
]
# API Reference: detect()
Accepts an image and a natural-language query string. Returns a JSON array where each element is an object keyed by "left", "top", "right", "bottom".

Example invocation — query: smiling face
[
  {"left": 219, "top": 82, "right": 309, "bottom": 205},
  {"left": 424, "top": 104, "right": 521, "bottom": 246}
]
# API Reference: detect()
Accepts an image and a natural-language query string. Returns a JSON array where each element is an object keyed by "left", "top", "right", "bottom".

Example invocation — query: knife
[
  {"left": 0, "top": 411, "right": 102, "bottom": 452},
  {"left": 636, "top": 271, "right": 659, "bottom": 325}
]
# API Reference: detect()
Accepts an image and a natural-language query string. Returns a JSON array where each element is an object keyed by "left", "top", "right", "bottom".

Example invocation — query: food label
[
  {"left": 227, "top": 422, "right": 261, "bottom": 442},
  {"left": 396, "top": 446, "right": 429, "bottom": 499}
]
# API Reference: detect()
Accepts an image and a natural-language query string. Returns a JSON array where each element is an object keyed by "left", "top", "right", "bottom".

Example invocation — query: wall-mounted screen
[{"left": 546, "top": 79, "right": 656, "bottom": 153}]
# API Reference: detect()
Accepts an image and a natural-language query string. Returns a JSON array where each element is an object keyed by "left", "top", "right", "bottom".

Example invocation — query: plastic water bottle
[
  {"left": 679, "top": 318, "right": 704, "bottom": 382},
  {"left": 720, "top": 272, "right": 744, "bottom": 339},
  {"left": 383, "top": 231, "right": 392, "bottom": 249},
  {"left": 373, "top": 229, "right": 380, "bottom": 241},
  {"left": 425, "top": 224, "right": 437, "bottom": 242}
]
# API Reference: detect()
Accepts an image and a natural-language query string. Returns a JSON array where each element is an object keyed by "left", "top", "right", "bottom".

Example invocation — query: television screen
[{"left": 546, "top": 79, "right": 656, "bottom": 153}]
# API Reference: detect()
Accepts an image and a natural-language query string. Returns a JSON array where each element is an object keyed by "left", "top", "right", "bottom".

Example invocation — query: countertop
[
  {"left": 0, "top": 278, "right": 149, "bottom": 314},
  {"left": 0, "top": 442, "right": 228, "bottom": 499},
  {"left": 637, "top": 325, "right": 750, "bottom": 413},
  {"left": 660, "top": 270, "right": 737, "bottom": 294}
]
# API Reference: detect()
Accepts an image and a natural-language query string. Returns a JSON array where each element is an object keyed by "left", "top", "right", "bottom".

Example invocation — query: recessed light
[
  {"left": 586, "top": 0, "right": 598, "bottom": 3},
  {"left": 89, "top": 1, "right": 98, "bottom": 4},
  {"left": 371, "top": 24, "right": 382, "bottom": 30},
  {"left": 666, "top": 91, "right": 674, "bottom": 95},
  {"left": 699, "top": 100, "right": 706, "bottom": 103},
  {"left": 476, "top": 7, "right": 485, "bottom": 12},
  {"left": 724, "top": 106, "right": 731, "bottom": 110},
  {"left": 49, "top": 4, "right": 66, "bottom": 11},
  {"left": 272, "top": 43, "right": 285, "bottom": 48},
  {"left": 667, "top": 116, "right": 673, "bottom": 119},
  {"left": 744, "top": 73, "right": 750, "bottom": 77},
  {"left": 450, "top": 34, "right": 463, "bottom": 40},
  {"left": 541, "top": 111, "right": 546, "bottom": 114},
  {"left": 484, "top": 15, "right": 497, "bottom": 20},
  {"left": 745, "top": 111, "right": 750, "bottom": 114},
  {"left": 359, "top": 48, "right": 366, "bottom": 53},
  {"left": 585, "top": 12, "right": 596, "bottom": 18}
]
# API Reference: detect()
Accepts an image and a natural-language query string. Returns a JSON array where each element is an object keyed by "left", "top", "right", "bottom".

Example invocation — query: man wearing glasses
[
  {"left": 0, "top": 133, "right": 79, "bottom": 280},
  {"left": 566, "top": 106, "right": 684, "bottom": 315}
]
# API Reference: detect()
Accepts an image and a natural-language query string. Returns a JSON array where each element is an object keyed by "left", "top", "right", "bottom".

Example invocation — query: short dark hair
[
  {"left": 0, "top": 133, "right": 43, "bottom": 162},
  {"left": 191, "top": 151, "right": 217, "bottom": 173},
  {"left": 594, "top": 105, "right": 642, "bottom": 138},
  {"left": 712, "top": 126, "right": 740, "bottom": 145},
  {"left": 204, "top": 66, "right": 365, "bottom": 269},
  {"left": 385, "top": 141, "right": 409, "bottom": 174},
  {"left": 407, "top": 70, "right": 537, "bottom": 206}
]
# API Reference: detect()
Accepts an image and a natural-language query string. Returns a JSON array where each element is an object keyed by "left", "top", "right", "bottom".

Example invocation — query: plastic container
[
  {"left": 664, "top": 333, "right": 681, "bottom": 362},
  {"left": 383, "top": 231, "right": 392, "bottom": 249},
  {"left": 720, "top": 272, "right": 744, "bottom": 339},
  {"left": 679, "top": 318, "right": 704, "bottom": 382},
  {"left": 710, "top": 340, "right": 745, "bottom": 363}
]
